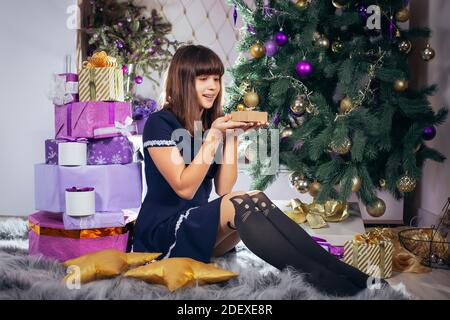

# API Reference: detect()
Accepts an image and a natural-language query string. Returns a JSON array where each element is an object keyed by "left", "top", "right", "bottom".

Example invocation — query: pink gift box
[
  {"left": 28, "top": 211, "right": 134, "bottom": 262},
  {"left": 55, "top": 101, "right": 132, "bottom": 139}
]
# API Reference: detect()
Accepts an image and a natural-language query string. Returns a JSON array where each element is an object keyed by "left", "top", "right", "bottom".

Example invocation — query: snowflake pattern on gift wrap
[
  {"left": 47, "top": 146, "right": 57, "bottom": 160},
  {"left": 111, "top": 154, "right": 122, "bottom": 164},
  {"left": 94, "top": 155, "right": 107, "bottom": 165}
]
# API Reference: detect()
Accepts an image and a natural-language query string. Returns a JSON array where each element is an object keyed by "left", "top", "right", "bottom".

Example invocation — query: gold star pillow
[
  {"left": 124, "top": 257, "right": 238, "bottom": 292},
  {"left": 63, "top": 249, "right": 161, "bottom": 283}
]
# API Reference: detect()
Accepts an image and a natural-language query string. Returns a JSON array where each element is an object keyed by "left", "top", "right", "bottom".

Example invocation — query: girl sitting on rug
[{"left": 133, "top": 44, "right": 385, "bottom": 296}]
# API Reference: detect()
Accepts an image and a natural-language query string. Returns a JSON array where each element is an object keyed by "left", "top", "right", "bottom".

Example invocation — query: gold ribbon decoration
[
  {"left": 285, "top": 198, "right": 349, "bottom": 228},
  {"left": 29, "top": 221, "right": 129, "bottom": 239},
  {"left": 82, "top": 51, "right": 118, "bottom": 69}
]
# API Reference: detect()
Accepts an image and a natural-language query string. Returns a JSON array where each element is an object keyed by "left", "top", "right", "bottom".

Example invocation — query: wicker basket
[{"left": 398, "top": 227, "right": 450, "bottom": 269}]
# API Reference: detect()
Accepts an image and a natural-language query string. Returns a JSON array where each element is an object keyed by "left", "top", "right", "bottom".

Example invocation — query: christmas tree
[
  {"left": 225, "top": 0, "right": 447, "bottom": 216},
  {"left": 85, "top": 0, "right": 181, "bottom": 101}
]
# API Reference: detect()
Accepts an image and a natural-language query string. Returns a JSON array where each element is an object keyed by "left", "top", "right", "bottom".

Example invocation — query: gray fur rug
[{"left": 0, "top": 217, "right": 412, "bottom": 300}]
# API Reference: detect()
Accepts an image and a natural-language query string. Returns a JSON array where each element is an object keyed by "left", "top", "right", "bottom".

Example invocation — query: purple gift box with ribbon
[
  {"left": 63, "top": 211, "right": 126, "bottom": 230},
  {"left": 34, "top": 162, "right": 142, "bottom": 213},
  {"left": 54, "top": 101, "right": 133, "bottom": 139},
  {"left": 29, "top": 211, "right": 133, "bottom": 262},
  {"left": 45, "top": 136, "right": 134, "bottom": 165},
  {"left": 312, "top": 236, "right": 344, "bottom": 260}
]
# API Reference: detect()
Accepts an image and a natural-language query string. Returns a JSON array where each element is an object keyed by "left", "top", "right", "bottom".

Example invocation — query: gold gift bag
[
  {"left": 79, "top": 51, "right": 124, "bottom": 102},
  {"left": 344, "top": 238, "right": 394, "bottom": 279}
]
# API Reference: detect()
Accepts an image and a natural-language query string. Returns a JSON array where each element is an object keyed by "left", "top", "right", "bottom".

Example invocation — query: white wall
[
  {"left": 416, "top": 0, "right": 450, "bottom": 227},
  {"left": 0, "top": 0, "right": 77, "bottom": 215}
]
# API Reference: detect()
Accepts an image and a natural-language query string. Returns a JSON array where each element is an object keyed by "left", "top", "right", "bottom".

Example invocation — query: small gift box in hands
[{"left": 230, "top": 93, "right": 268, "bottom": 123}]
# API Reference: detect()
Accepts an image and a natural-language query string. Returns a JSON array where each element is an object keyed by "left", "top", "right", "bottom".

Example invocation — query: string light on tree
[
  {"left": 393, "top": 79, "right": 408, "bottom": 92},
  {"left": 316, "top": 36, "right": 330, "bottom": 50}
]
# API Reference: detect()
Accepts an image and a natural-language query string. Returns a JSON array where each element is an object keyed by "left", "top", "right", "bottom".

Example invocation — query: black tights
[{"left": 230, "top": 192, "right": 381, "bottom": 297}]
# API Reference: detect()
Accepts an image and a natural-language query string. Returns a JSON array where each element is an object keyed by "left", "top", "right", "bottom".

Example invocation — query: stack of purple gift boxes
[{"left": 30, "top": 56, "right": 143, "bottom": 262}]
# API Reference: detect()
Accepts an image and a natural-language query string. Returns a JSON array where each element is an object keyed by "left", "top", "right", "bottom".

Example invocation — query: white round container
[
  {"left": 65, "top": 188, "right": 95, "bottom": 217},
  {"left": 58, "top": 142, "right": 87, "bottom": 166}
]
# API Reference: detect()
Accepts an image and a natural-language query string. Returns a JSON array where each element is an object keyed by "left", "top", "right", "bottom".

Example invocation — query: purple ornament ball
[
  {"left": 153, "top": 38, "right": 162, "bottom": 46},
  {"left": 122, "top": 65, "right": 129, "bottom": 74},
  {"left": 274, "top": 31, "right": 288, "bottom": 46},
  {"left": 265, "top": 40, "right": 278, "bottom": 57},
  {"left": 148, "top": 47, "right": 156, "bottom": 55},
  {"left": 116, "top": 41, "right": 124, "bottom": 49},
  {"left": 134, "top": 75, "right": 143, "bottom": 84},
  {"left": 357, "top": 5, "right": 368, "bottom": 18},
  {"left": 295, "top": 60, "right": 313, "bottom": 78},
  {"left": 423, "top": 126, "right": 436, "bottom": 140}
]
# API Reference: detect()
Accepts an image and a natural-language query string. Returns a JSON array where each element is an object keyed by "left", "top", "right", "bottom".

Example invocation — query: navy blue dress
[{"left": 133, "top": 109, "right": 225, "bottom": 263}]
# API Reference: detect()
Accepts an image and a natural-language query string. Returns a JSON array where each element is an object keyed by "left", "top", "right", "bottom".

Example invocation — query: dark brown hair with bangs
[{"left": 160, "top": 45, "right": 225, "bottom": 135}]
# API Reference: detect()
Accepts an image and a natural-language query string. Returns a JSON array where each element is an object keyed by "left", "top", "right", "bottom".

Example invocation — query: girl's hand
[{"left": 211, "top": 114, "right": 248, "bottom": 134}]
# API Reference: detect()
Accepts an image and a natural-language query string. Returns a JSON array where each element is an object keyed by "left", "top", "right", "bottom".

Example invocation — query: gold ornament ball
[
  {"left": 395, "top": 7, "right": 410, "bottom": 22},
  {"left": 295, "top": 0, "right": 309, "bottom": 10},
  {"left": 295, "top": 178, "right": 309, "bottom": 194},
  {"left": 330, "top": 138, "right": 352, "bottom": 154},
  {"left": 290, "top": 96, "right": 308, "bottom": 115},
  {"left": 339, "top": 96, "right": 353, "bottom": 113},
  {"left": 317, "top": 36, "right": 330, "bottom": 49},
  {"left": 236, "top": 103, "right": 245, "bottom": 111},
  {"left": 396, "top": 175, "right": 417, "bottom": 193},
  {"left": 421, "top": 44, "right": 436, "bottom": 61},
  {"left": 331, "top": 0, "right": 349, "bottom": 8},
  {"left": 351, "top": 176, "right": 362, "bottom": 193},
  {"left": 250, "top": 43, "right": 266, "bottom": 59},
  {"left": 309, "top": 181, "right": 322, "bottom": 197},
  {"left": 331, "top": 40, "right": 343, "bottom": 53},
  {"left": 393, "top": 79, "right": 408, "bottom": 92},
  {"left": 379, "top": 179, "right": 387, "bottom": 188},
  {"left": 243, "top": 91, "right": 259, "bottom": 109},
  {"left": 366, "top": 198, "right": 386, "bottom": 217},
  {"left": 288, "top": 172, "right": 302, "bottom": 187},
  {"left": 398, "top": 39, "right": 412, "bottom": 54},
  {"left": 281, "top": 127, "right": 294, "bottom": 139}
]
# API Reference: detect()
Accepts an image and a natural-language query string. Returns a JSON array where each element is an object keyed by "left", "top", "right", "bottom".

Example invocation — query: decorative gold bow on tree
[
  {"left": 83, "top": 51, "right": 118, "bottom": 68},
  {"left": 285, "top": 198, "right": 349, "bottom": 229}
]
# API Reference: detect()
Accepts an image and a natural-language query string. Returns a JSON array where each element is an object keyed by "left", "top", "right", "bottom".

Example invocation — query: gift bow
[
  {"left": 83, "top": 51, "right": 118, "bottom": 68},
  {"left": 133, "top": 106, "right": 152, "bottom": 120},
  {"left": 286, "top": 198, "right": 349, "bottom": 229},
  {"left": 49, "top": 74, "right": 75, "bottom": 105},
  {"left": 66, "top": 187, "right": 95, "bottom": 192},
  {"left": 57, "top": 136, "right": 88, "bottom": 143},
  {"left": 115, "top": 116, "right": 136, "bottom": 137},
  {"left": 353, "top": 228, "right": 390, "bottom": 245}
]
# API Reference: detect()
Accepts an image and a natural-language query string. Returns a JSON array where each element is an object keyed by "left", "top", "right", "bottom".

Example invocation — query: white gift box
[
  {"left": 58, "top": 142, "right": 87, "bottom": 166},
  {"left": 65, "top": 188, "right": 95, "bottom": 217}
]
